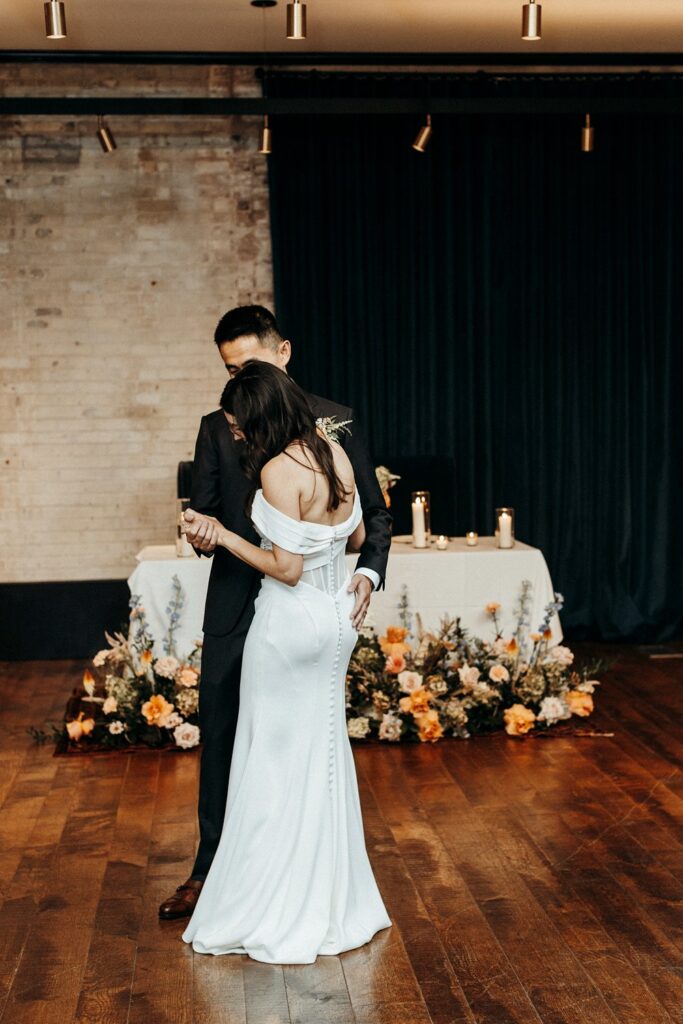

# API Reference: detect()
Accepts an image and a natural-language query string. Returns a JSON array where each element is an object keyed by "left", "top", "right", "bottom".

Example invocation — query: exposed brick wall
[{"left": 0, "top": 65, "right": 273, "bottom": 583}]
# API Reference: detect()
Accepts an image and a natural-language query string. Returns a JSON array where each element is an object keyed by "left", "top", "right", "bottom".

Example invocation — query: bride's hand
[{"left": 182, "top": 508, "right": 226, "bottom": 552}]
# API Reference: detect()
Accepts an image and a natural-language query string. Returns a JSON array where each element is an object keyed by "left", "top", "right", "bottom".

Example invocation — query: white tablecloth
[{"left": 127, "top": 537, "right": 563, "bottom": 658}]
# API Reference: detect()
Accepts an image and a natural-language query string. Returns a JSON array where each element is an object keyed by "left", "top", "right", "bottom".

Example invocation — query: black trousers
[{"left": 190, "top": 596, "right": 256, "bottom": 881}]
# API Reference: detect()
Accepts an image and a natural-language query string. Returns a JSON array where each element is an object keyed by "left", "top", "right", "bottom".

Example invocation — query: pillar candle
[
  {"left": 412, "top": 500, "right": 427, "bottom": 548},
  {"left": 498, "top": 511, "right": 513, "bottom": 548}
]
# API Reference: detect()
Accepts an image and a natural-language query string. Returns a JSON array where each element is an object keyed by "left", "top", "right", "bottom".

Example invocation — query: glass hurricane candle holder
[
  {"left": 176, "top": 497, "right": 195, "bottom": 557},
  {"left": 465, "top": 531, "right": 478, "bottom": 546},
  {"left": 411, "top": 490, "right": 431, "bottom": 548},
  {"left": 495, "top": 507, "right": 515, "bottom": 548}
]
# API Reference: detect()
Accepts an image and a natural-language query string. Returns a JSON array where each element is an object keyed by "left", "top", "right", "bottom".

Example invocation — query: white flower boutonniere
[{"left": 316, "top": 415, "right": 353, "bottom": 443}]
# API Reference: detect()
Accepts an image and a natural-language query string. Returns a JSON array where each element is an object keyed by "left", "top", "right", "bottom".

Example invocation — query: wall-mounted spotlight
[
  {"left": 96, "top": 116, "right": 117, "bottom": 153},
  {"left": 286, "top": 0, "right": 306, "bottom": 39},
  {"left": 581, "top": 113, "right": 594, "bottom": 153},
  {"left": 44, "top": 0, "right": 66, "bottom": 38},
  {"left": 412, "top": 114, "right": 432, "bottom": 153},
  {"left": 522, "top": 0, "right": 541, "bottom": 40},
  {"left": 258, "top": 115, "right": 272, "bottom": 154}
]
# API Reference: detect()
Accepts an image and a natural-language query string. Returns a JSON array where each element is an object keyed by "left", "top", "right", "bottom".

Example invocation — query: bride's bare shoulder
[{"left": 260, "top": 454, "right": 305, "bottom": 519}]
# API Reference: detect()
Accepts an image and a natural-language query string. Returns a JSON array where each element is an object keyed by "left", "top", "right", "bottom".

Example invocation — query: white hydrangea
[
  {"left": 347, "top": 716, "right": 371, "bottom": 739},
  {"left": 545, "top": 645, "right": 574, "bottom": 668},
  {"left": 537, "top": 696, "right": 572, "bottom": 725},
  {"left": 154, "top": 656, "right": 180, "bottom": 679}
]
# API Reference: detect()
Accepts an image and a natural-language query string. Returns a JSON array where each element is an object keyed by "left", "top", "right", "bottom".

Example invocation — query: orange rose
[
  {"left": 66, "top": 712, "right": 95, "bottom": 741},
  {"left": 385, "top": 653, "right": 407, "bottom": 675},
  {"left": 415, "top": 709, "right": 444, "bottom": 743},
  {"left": 379, "top": 626, "right": 411, "bottom": 658},
  {"left": 142, "top": 693, "right": 175, "bottom": 726},
  {"left": 566, "top": 690, "right": 594, "bottom": 717},
  {"left": 398, "top": 686, "right": 432, "bottom": 716},
  {"left": 503, "top": 703, "right": 536, "bottom": 736}
]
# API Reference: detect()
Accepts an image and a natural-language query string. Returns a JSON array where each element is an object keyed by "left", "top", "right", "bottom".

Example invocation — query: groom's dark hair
[{"left": 214, "top": 305, "right": 283, "bottom": 352}]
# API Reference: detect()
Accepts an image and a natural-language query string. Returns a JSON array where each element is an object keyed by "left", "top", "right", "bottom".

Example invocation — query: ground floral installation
[
  {"left": 345, "top": 582, "right": 608, "bottom": 743},
  {"left": 28, "top": 576, "right": 203, "bottom": 753}
]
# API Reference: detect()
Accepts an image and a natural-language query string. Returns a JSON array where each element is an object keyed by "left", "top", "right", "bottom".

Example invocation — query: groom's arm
[
  {"left": 189, "top": 415, "right": 222, "bottom": 558},
  {"left": 344, "top": 411, "right": 392, "bottom": 590}
]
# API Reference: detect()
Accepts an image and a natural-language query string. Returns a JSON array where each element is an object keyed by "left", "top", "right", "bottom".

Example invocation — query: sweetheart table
[{"left": 127, "top": 537, "right": 563, "bottom": 659}]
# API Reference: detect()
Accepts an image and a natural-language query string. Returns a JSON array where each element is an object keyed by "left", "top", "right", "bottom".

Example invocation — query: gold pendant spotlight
[
  {"left": 581, "top": 113, "right": 594, "bottom": 152},
  {"left": 96, "top": 116, "right": 117, "bottom": 154},
  {"left": 44, "top": 0, "right": 66, "bottom": 38},
  {"left": 286, "top": 0, "right": 306, "bottom": 39},
  {"left": 522, "top": 0, "right": 541, "bottom": 40},
  {"left": 258, "top": 114, "right": 272, "bottom": 154},
  {"left": 412, "top": 113, "right": 433, "bottom": 153}
]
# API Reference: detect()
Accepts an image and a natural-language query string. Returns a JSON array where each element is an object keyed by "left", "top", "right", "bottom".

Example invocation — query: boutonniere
[{"left": 316, "top": 415, "right": 353, "bottom": 443}]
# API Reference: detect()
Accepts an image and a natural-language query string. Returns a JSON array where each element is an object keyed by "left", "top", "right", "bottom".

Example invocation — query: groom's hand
[
  {"left": 183, "top": 508, "right": 220, "bottom": 553},
  {"left": 347, "top": 573, "right": 373, "bottom": 630}
]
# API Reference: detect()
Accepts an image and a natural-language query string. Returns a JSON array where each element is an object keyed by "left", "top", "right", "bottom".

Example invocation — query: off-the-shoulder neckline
[{"left": 253, "top": 487, "right": 360, "bottom": 530}]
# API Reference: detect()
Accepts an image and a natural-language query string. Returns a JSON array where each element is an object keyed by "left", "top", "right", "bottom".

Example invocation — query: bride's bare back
[{"left": 262, "top": 433, "right": 357, "bottom": 527}]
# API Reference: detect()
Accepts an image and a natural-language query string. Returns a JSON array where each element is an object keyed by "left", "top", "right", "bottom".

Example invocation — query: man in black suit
[{"left": 159, "top": 305, "right": 391, "bottom": 919}]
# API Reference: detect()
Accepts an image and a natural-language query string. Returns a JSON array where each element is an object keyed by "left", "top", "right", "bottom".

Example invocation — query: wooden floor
[{"left": 0, "top": 643, "right": 681, "bottom": 1024}]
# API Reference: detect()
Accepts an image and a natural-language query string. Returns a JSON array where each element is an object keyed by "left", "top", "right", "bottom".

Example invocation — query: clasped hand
[{"left": 181, "top": 508, "right": 225, "bottom": 553}]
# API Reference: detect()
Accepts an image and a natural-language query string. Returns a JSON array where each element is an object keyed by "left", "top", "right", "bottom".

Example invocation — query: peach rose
[
  {"left": 566, "top": 690, "right": 594, "bottom": 717},
  {"left": 415, "top": 709, "right": 444, "bottom": 743},
  {"left": 399, "top": 686, "right": 432, "bottom": 716},
  {"left": 503, "top": 703, "right": 536, "bottom": 736},
  {"left": 385, "top": 653, "right": 407, "bottom": 675},
  {"left": 141, "top": 693, "right": 175, "bottom": 727},
  {"left": 488, "top": 664, "right": 510, "bottom": 683},
  {"left": 177, "top": 666, "right": 199, "bottom": 688}
]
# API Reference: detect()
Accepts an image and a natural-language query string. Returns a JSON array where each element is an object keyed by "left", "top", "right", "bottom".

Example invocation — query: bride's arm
[
  {"left": 183, "top": 509, "right": 303, "bottom": 586},
  {"left": 183, "top": 461, "right": 304, "bottom": 587},
  {"left": 346, "top": 518, "right": 366, "bottom": 553}
]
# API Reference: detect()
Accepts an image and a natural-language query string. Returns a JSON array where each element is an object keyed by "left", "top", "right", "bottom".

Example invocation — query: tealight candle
[
  {"left": 436, "top": 535, "right": 448, "bottom": 550},
  {"left": 465, "top": 531, "right": 478, "bottom": 546}
]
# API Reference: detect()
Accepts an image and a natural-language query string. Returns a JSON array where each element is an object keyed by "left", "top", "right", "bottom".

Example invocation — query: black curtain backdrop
[{"left": 266, "top": 73, "right": 683, "bottom": 643}]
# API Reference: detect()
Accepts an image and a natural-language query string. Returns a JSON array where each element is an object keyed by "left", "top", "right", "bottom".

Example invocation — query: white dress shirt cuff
[{"left": 353, "top": 566, "right": 381, "bottom": 591}]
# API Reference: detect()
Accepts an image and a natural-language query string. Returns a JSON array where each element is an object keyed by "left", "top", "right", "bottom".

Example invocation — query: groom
[{"left": 159, "top": 304, "right": 392, "bottom": 919}]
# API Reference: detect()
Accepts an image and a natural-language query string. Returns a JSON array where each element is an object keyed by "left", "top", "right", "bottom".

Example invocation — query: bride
[{"left": 179, "top": 361, "right": 392, "bottom": 964}]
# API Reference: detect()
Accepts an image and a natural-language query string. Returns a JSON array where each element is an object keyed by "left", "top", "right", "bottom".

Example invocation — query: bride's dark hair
[{"left": 220, "top": 362, "right": 351, "bottom": 513}]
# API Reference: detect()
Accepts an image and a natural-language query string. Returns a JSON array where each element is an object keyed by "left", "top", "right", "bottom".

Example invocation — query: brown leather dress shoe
[{"left": 158, "top": 877, "right": 204, "bottom": 920}]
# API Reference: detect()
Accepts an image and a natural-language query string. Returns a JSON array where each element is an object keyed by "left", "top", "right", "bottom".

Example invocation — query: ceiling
[{"left": 1, "top": 0, "right": 682, "bottom": 55}]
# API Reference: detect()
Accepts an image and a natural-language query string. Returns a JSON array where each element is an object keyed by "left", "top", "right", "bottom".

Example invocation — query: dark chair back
[
  {"left": 177, "top": 460, "right": 193, "bottom": 500},
  {"left": 374, "top": 455, "right": 457, "bottom": 536}
]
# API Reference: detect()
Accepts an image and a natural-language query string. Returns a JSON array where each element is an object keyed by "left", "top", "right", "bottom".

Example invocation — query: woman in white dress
[{"left": 180, "top": 361, "right": 392, "bottom": 964}]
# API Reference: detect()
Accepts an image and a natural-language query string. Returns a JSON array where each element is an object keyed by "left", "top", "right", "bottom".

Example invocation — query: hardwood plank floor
[{"left": 0, "top": 643, "right": 681, "bottom": 1024}]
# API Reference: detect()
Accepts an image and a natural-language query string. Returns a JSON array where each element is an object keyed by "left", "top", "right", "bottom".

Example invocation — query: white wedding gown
[{"left": 181, "top": 487, "right": 392, "bottom": 964}]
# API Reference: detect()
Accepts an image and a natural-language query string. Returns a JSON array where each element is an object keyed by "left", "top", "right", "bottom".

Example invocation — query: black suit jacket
[{"left": 190, "top": 392, "right": 392, "bottom": 636}]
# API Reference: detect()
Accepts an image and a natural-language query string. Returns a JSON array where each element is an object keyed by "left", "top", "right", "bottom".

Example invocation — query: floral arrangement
[
  {"left": 29, "top": 576, "right": 203, "bottom": 753},
  {"left": 375, "top": 465, "right": 401, "bottom": 508},
  {"left": 345, "top": 582, "right": 607, "bottom": 742}
]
